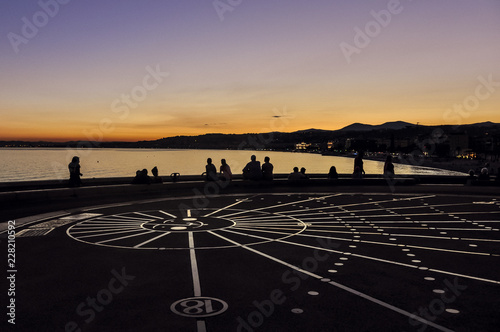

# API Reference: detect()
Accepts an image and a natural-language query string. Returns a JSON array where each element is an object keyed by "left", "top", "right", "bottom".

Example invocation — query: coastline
[
  {"left": 412, "top": 158, "right": 499, "bottom": 175},
  {"left": 348, "top": 152, "right": 499, "bottom": 175}
]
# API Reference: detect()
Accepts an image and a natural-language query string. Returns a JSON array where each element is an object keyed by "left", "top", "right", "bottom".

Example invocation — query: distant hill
[
  {"left": 465, "top": 121, "right": 499, "bottom": 127},
  {"left": 339, "top": 121, "right": 415, "bottom": 132},
  {"left": 1, "top": 121, "right": 498, "bottom": 150}
]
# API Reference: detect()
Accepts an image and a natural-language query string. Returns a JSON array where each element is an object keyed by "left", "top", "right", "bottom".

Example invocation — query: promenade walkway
[{"left": 1, "top": 176, "right": 499, "bottom": 331}]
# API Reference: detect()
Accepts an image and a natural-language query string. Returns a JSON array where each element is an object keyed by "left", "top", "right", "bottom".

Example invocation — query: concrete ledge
[
  {"left": 0, "top": 173, "right": 475, "bottom": 191},
  {"left": 0, "top": 174, "right": 499, "bottom": 210}
]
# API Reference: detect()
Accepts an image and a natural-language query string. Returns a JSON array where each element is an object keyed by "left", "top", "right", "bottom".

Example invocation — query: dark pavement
[{"left": 1, "top": 183, "right": 500, "bottom": 331}]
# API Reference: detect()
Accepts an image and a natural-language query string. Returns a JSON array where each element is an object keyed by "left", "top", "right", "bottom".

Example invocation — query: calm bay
[{"left": 0, "top": 148, "right": 464, "bottom": 183}]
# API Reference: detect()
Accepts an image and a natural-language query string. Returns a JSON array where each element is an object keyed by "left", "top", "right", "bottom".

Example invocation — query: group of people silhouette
[
  {"left": 132, "top": 166, "right": 163, "bottom": 184},
  {"left": 205, "top": 155, "right": 274, "bottom": 182},
  {"left": 67, "top": 152, "right": 398, "bottom": 187}
]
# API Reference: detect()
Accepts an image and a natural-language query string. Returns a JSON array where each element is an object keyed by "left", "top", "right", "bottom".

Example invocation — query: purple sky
[{"left": 1, "top": 0, "right": 499, "bottom": 141}]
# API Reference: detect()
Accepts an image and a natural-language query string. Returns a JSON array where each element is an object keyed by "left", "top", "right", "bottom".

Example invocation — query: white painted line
[
  {"left": 70, "top": 227, "right": 142, "bottom": 235},
  {"left": 158, "top": 210, "right": 177, "bottom": 218},
  {"left": 72, "top": 223, "right": 142, "bottom": 228},
  {"left": 226, "top": 228, "right": 500, "bottom": 284},
  {"left": 460, "top": 238, "right": 500, "bottom": 242},
  {"left": 210, "top": 231, "right": 324, "bottom": 278},
  {"left": 210, "top": 231, "right": 453, "bottom": 332},
  {"left": 88, "top": 218, "right": 145, "bottom": 223},
  {"left": 100, "top": 214, "right": 156, "bottom": 221},
  {"left": 60, "top": 213, "right": 102, "bottom": 220},
  {"left": 97, "top": 230, "right": 156, "bottom": 244},
  {"left": 428, "top": 268, "right": 500, "bottom": 285},
  {"left": 219, "top": 194, "right": 342, "bottom": 218},
  {"left": 134, "top": 232, "right": 171, "bottom": 248},
  {"left": 197, "top": 320, "right": 206, "bottom": 332},
  {"left": 405, "top": 245, "right": 491, "bottom": 256},
  {"left": 82, "top": 202, "right": 134, "bottom": 211},
  {"left": 75, "top": 228, "right": 144, "bottom": 239},
  {"left": 134, "top": 212, "right": 165, "bottom": 219},
  {"left": 326, "top": 279, "right": 454, "bottom": 332},
  {"left": 189, "top": 232, "right": 202, "bottom": 297},
  {"left": 232, "top": 226, "right": 307, "bottom": 233},
  {"left": 229, "top": 215, "right": 294, "bottom": 221},
  {"left": 203, "top": 198, "right": 250, "bottom": 217},
  {"left": 390, "top": 234, "right": 452, "bottom": 240},
  {"left": 331, "top": 195, "right": 437, "bottom": 210}
]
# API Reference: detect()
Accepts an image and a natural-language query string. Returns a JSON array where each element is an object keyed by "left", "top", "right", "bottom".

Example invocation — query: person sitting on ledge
[
  {"left": 465, "top": 169, "right": 476, "bottom": 186},
  {"left": 328, "top": 166, "right": 338, "bottom": 180},
  {"left": 132, "top": 169, "right": 151, "bottom": 184},
  {"left": 205, "top": 158, "right": 218, "bottom": 181},
  {"left": 478, "top": 167, "right": 490, "bottom": 181},
  {"left": 300, "top": 167, "right": 309, "bottom": 180},
  {"left": 262, "top": 156, "right": 274, "bottom": 181},
  {"left": 68, "top": 156, "right": 83, "bottom": 187},
  {"left": 151, "top": 166, "right": 163, "bottom": 183},
  {"left": 219, "top": 159, "right": 233, "bottom": 182},
  {"left": 242, "top": 155, "right": 262, "bottom": 180},
  {"left": 288, "top": 167, "right": 306, "bottom": 183}
]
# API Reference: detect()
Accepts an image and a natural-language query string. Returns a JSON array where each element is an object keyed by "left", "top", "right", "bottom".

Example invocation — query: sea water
[{"left": 0, "top": 148, "right": 464, "bottom": 183}]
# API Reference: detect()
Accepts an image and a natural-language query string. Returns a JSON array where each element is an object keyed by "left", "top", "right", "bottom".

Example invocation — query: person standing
[
  {"left": 353, "top": 151, "right": 365, "bottom": 178},
  {"left": 262, "top": 156, "right": 274, "bottom": 181},
  {"left": 383, "top": 155, "right": 395, "bottom": 178},
  {"left": 68, "top": 156, "right": 82, "bottom": 187}
]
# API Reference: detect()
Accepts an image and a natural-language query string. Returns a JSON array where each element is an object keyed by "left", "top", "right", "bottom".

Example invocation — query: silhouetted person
[
  {"left": 478, "top": 167, "right": 490, "bottom": 181},
  {"left": 353, "top": 151, "right": 365, "bottom": 178},
  {"left": 205, "top": 158, "right": 217, "bottom": 181},
  {"left": 465, "top": 169, "right": 476, "bottom": 186},
  {"left": 262, "top": 156, "right": 274, "bottom": 181},
  {"left": 300, "top": 167, "right": 309, "bottom": 179},
  {"left": 68, "top": 156, "right": 82, "bottom": 187},
  {"left": 151, "top": 166, "right": 163, "bottom": 183},
  {"left": 219, "top": 159, "right": 232, "bottom": 181},
  {"left": 242, "top": 155, "right": 262, "bottom": 180},
  {"left": 132, "top": 169, "right": 151, "bottom": 184},
  {"left": 288, "top": 167, "right": 305, "bottom": 183},
  {"left": 383, "top": 155, "right": 395, "bottom": 178},
  {"left": 328, "top": 166, "right": 338, "bottom": 180}
]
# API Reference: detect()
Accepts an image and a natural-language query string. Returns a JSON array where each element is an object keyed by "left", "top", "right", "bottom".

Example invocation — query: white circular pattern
[
  {"left": 57, "top": 192, "right": 500, "bottom": 330},
  {"left": 67, "top": 208, "right": 307, "bottom": 250},
  {"left": 170, "top": 297, "right": 228, "bottom": 318}
]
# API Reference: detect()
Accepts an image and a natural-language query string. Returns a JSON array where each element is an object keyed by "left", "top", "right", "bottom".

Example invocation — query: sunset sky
[{"left": 1, "top": 0, "right": 499, "bottom": 142}]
